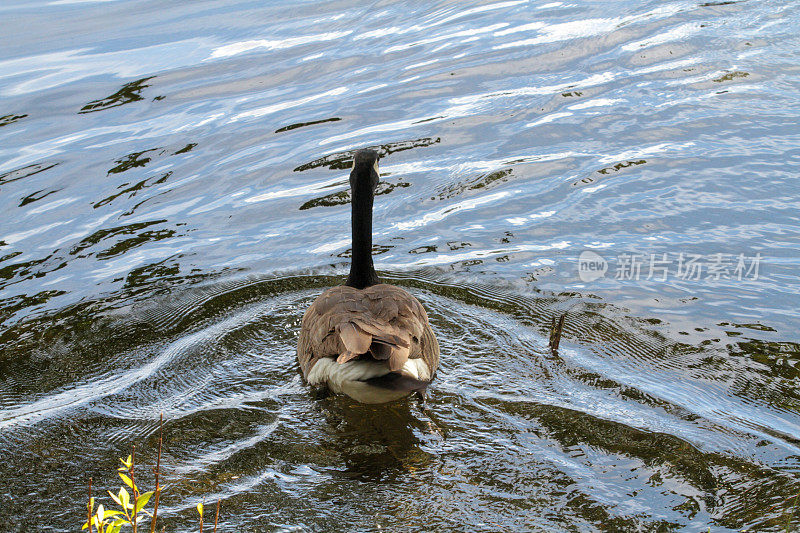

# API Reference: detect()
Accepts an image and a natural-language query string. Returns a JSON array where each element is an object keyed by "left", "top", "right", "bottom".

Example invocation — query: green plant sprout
[
  {"left": 83, "top": 449, "right": 154, "bottom": 533},
  {"left": 82, "top": 414, "right": 221, "bottom": 532},
  {"left": 197, "top": 500, "right": 203, "bottom": 533},
  {"left": 196, "top": 499, "right": 221, "bottom": 533}
]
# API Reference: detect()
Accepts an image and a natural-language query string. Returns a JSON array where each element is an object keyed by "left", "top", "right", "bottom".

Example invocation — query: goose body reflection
[{"left": 297, "top": 149, "right": 439, "bottom": 403}]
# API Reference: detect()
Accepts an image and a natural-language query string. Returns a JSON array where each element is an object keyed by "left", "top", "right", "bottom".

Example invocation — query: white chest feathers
[{"left": 306, "top": 358, "right": 431, "bottom": 404}]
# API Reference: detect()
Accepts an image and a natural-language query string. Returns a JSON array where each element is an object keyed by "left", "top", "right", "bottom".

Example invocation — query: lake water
[{"left": 1, "top": 0, "right": 800, "bottom": 531}]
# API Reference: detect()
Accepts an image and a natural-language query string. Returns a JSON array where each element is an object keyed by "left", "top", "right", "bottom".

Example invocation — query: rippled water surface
[{"left": 2, "top": 0, "right": 800, "bottom": 531}]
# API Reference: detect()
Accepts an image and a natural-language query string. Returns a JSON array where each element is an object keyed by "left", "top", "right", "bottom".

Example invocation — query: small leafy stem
[
  {"left": 83, "top": 415, "right": 219, "bottom": 532},
  {"left": 83, "top": 447, "right": 154, "bottom": 532},
  {"left": 130, "top": 445, "right": 138, "bottom": 533}
]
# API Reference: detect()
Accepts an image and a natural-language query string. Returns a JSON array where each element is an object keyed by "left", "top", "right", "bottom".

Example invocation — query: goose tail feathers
[{"left": 335, "top": 320, "right": 411, "bottom": 371}]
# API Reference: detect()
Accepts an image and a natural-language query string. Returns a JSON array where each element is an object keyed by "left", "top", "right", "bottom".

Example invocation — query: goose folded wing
[{"left": 335, "top": 321, "right": 372, "bottom": 364}]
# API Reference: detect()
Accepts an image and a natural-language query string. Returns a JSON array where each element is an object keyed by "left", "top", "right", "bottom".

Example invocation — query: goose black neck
[{"left": 346, "top": 180, "right": 380, "bottom": 289}]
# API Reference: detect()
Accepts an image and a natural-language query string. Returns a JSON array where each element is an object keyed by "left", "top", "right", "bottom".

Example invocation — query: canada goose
[{"left": 297, "top": 149, "right": 439, "bottom": 403}]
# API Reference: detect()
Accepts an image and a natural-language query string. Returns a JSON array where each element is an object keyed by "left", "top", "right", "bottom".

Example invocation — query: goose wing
[{"left": 297, "top": 284, "right": 439, "bottom": 379}]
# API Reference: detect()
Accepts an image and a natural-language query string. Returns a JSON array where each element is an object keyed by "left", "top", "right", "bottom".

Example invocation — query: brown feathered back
[{"left": 297, "top": 284, "right": 439, "bottom": 378}]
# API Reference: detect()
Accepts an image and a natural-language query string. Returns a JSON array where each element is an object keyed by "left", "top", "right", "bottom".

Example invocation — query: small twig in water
[
  {"left": 131, "top": 445, "right": 138, "bottom": 533},
  {"left": 150, "top": 413, "right": 164, "bottom": 533},
  {"left": 549, "top": 314, "right": 565, "bottom": 354},
  {"left": 213, "top": 499, "right": 220, "bottom": 533},
  {"left": 88, "top": 477, "right": 93, "bottom": 533}
]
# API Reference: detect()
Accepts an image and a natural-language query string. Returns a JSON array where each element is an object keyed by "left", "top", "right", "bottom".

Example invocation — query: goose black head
[
  {"left": 350, "top": 149, "right": 380, "bottom": 191},
  {"left": 346, "top": 148, "right": 381, "bottom": 289}
]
